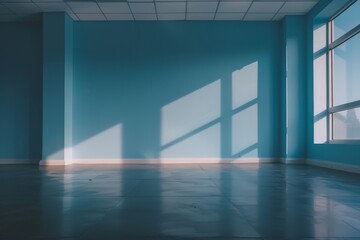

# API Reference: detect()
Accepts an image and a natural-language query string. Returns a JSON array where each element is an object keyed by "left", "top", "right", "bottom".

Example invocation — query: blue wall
[
  {"left": 72, "top": 22, "right": 281, "bottom": 160},
  {"left": 280, "top": 16, "right": 307, "bottom": 160},
  {"left": 306, "top": 0, "right": 360, "bottom": 165},
  {"left": 6, "top": 10, "right": 358, "bottom": 165},
  {"left": 42, "top": 13, "right": 73, "bottom": 163},
  {"left": 0, "top": 22, "right": 43, "bottom": 163}
]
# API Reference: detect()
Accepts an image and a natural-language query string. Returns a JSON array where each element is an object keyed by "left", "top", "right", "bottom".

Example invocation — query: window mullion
[
  {"left": 329, "top": 100, "right": 360, "bottom": 113},
  {"left": 329, "top": 24, "right": 360, "bottom": 50}
]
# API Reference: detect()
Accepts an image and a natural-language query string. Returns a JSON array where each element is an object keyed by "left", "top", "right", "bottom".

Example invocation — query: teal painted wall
[
  {"left": 281, "top": 16, "right": 307, "bottom": 160},
  {"left": 0, "top": 22, "right": 43, "bottom": 162},
  {"left": 72, "top": 22, "right": 281, "bottom": 160},
  {"left": 5, "top": 8, "right": 359, "bottom": 165},
  {"left": 306, "top": 0, "right": 360, "bottom": 165},
  {"left": 42, "top": 13, "right": 73, "bottom": 162},
  {"left": 64, "top": 14, "right": 74, "bottom": 162}
]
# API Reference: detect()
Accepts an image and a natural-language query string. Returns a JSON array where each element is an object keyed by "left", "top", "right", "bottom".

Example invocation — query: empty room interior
[{"left": 1, "top": 0, "right": 360, "bottom": 239}]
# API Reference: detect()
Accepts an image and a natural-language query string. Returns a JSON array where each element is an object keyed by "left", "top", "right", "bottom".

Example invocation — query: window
[{"left": 328, "top": 0, "right": 360, "bottom": 142}]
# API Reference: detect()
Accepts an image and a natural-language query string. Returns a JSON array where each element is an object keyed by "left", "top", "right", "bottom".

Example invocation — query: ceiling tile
[
  {"left": 129, "top": 2, "right": 155, "bottom": 13},
  {"left": 272, "top": 13, "right": 285, "bottom": 21},
  {"left": 221, "top": 0, "right": 251, "bottom": 2},
  {"left": 280, "top": 11, "right": 306, "bottom": 15},
  {"left": 187, "top": 0, "right": 217, "bottom": 2},
  {"left": 244, "top": 13, "right": 274, "bottom": 21},
  {"left": 279, "top": 1, "right": 317, "bottom": 14},
  {"left": 187, "top": 2, "right": 218, "bottom": 13},
  {"left": 0, "top": 4, "right": 12, "bottom": 14},
  {"left": 32, "top": 0, "right": 64, "bottom": 2},
  {"left": 0, "top": 14, "right": 18, "bottom": 21},
  {"left": 105, "top": 13, "right": 133, "bottom": 20},
  {"left": 187, "top": 12, "right": 214, "bottom": 20},
  {"left": 215, "top": 12, "right": 244, "bottom": 20},
  {"left": 133, "top": 13, "right": 156, "bottom": 20},
  {"left": 1, "top": 0, "right": 31, "bottom": 3},
  {"left": 248, "top": 2, "right": 283, "bottom": 13},
  {"left": 217, "top": 1, "right": 251, "bottom": 13},
  {"left": 156, "top": 0, "right": 186, "bottom": 2},
  {"left": 158, "top": 13, "right": 185, "bottom": 20},
  {"left": 67, "top": 1, "right": 101, "bottom": 14},
  {"left": 2, "top": 3, "right": 40, "bottom": 14},
  {"left": 36, "top": 2, "right": 71, "bottom": 12},
  {"left": 77, "top": 13, "right": 106, "bottom": 20},
  {"left": 21, "top": 13, "right": 41, "bottom": 21},
  {"left": 68, "top": 12, "right": 79, "bottom": 20},
  {"left": 96, "top": 0, "right": 127, "bottom": 2},
  {"left": 187, "top": 0, "right": 215, "bottom": 3},
  {"left": 127, "top": 0, "right": 152, "bottom": 2},
  {"left": 156, "top": 2, "right": 185, "bottom": 13},
  {"left": 98, "top": 2, "right": 130, "bottom": 14}
]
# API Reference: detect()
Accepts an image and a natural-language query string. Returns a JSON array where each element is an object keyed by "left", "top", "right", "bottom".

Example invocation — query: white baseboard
[
  {"left": 0, "top": 158, "right": 278, "bottom": 166},
  {"left": 280, "top": 158, "right": 306, "bottom": 165},
  {"left": 0, "top": 159, "right": 37, "bottom": 164},
  {"left": 39, "top": 159, "right": 73, "bottom": 166},
  {"left": 71, "top": 158, "right": 277, "bottom": 165},
  {"left": 306, "top": 159, "right": 360, "bottom": 174}
]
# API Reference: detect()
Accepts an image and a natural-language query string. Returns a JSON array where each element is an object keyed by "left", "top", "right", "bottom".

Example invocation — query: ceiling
[{"left": 0, "top": 0, "right": 319, "bottom": 22}]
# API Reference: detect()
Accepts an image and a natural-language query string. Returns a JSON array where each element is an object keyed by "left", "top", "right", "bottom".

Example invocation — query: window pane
[
  {"left": 333, "top": 33, "right": 360, "bottom": 106},
  {"left": 333, "top": 107, "right": 360, "bottom": 140},
  {"left": 333, "top": 0, "right": 360, "bottom": 40}
]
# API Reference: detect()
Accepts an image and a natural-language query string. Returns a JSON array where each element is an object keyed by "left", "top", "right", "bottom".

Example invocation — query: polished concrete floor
[{"left": 1, "top": 164, "right": 360, "bottom": 240}]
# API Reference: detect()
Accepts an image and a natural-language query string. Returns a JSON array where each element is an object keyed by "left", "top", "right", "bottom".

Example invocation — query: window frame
[{"left": 327, "top": 0, "right": 360, "bottom": 143}]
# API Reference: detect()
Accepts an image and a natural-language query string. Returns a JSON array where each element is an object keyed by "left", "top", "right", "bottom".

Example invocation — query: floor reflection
[{"left": 0, "top": 164, "right": 360, "bottom": 239}]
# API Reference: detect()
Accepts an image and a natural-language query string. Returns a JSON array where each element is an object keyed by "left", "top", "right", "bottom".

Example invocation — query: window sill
[{"left": 329, "top": 140, "right": 360, "bottom": 144}]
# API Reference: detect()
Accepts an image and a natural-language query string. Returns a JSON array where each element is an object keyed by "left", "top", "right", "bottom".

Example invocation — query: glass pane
[
  {"left": 333, "top": 0, "right": 360, "bottom": 40},
  {"left": 333, "top": 33, "right": 360, "bottom": 106},
  {"left": 333, "top": 107, "right": 360, "bottom": 140}
]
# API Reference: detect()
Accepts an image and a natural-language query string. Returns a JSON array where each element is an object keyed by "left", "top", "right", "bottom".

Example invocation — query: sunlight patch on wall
[
  {"left": 160, "top": 123, "right": 220, "bottom": 158},
  {"left": 241, "top": 148, "right": 258, "bottom": 158},
  {"left": 232, "top": 62, "right": 258, "bottom": 110},
  {"left": 46, "top": 149, "right": 65, "bottom": 162},
  {"left": 73, "top": 124, "right": 122, "bottom": 159},
  {"left": 232, "top": 104, "right": 258, "bottom": 157},
  {"left": 231, "top": 61, "right": 258, "bottom": 157},
  {"left": 161, "top": 80, "right": 221, "bottom": 146}
]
